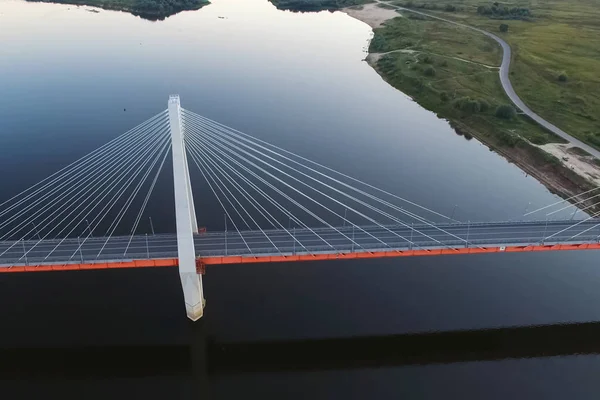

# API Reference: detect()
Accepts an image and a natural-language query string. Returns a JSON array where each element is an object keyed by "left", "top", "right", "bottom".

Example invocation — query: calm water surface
[{"left": 2, "top": 0, "right": 600, "bottom": 397}]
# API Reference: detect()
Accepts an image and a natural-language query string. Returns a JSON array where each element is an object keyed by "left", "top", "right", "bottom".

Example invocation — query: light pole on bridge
[
  {"left": 30, "top": 222, "right": 41, "bottom": 240},
  {"left": 522, "top": 202, "right": 531, "bottom": 220},
  {"left": 149, "top": 217, "right": 155, "bottom": 236},
  {"left": 85, "top": 219, "right": 93, "bottom": 237},
  {"left": 451, "top": 205, "right": 458, "bottom": 221}
]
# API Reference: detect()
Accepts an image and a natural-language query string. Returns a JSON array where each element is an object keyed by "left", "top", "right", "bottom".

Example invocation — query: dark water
[{"left": 2, "top": 0, "right": 600, "bottom": 397}]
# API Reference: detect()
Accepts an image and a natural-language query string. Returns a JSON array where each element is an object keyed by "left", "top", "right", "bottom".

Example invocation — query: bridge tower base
[{"left": 168, "top": 95, "right": 205, "bottom": 321}]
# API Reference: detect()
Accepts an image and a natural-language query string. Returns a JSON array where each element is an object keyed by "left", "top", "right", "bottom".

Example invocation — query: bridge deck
[{"left": 1, "top": 219, "right": 599, "bottom": 272}]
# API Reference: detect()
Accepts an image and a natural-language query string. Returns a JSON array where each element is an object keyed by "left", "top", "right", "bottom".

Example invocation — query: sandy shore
[
  {"left": 343, "top": 3, "right": 399, "bottom": 28},
  {"left": 541, "top": 143, "right": 600, "bottom": 185}
]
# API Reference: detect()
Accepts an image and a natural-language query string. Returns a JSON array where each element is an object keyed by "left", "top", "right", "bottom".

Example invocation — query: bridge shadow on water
[{"left": 2, "top": 320, "right": 600, "bottom": 380}]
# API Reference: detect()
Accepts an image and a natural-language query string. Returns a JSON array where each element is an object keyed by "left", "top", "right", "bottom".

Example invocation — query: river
[{"left": 1, "top": 0, "right": 600, "bottom": 397}]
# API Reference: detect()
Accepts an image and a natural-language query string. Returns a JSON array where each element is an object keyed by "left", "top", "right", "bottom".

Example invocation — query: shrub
[
  {"left": 497, "top": 131, "right": 522, "bottom": 147},
  {"left": 479, "top": 99, "right": 490, "bottom": 112},
  {"left": 495, "top": 104, "right": 516, "bottom": 119},
  {"left": 453, "top": 97, "right": 481, "bottom": 114},
  {"left": 424, "top": 66, "right": 436, "bottom": 76},
  {"left": 478, "top": 5, "right": 530, "bottom": 20},
  {"left": 369, "top": 35, "right": 388, "bottom": 52},
  {"left": 497, "top": 131, "right": 524, "bottom": 147},
  {"left": 440, "top": 91, "right": 449, "bottom": 102},
  {"left": 529, "top": 134, "right": 549, "bottom": 145},
  {"left": 414, "top": 77, "right": 425, "bottom": 89},
  {"left": 439, "top": 59, "right": 448, "bottom": 67},
  {"left": 558, "top": 73, "right": 568, "bottom": 82},
  {"left": 463, "top": 99, "right": 481, "bottom": 113},
  {"left": 423, "top": 55, "right": 434, "bottom": 64},
  {"left": 499, "top": 23, "right": 509, "bottom": 32},
  {"left": 444, "top": 4, "right": 456, "bottom": 12}
]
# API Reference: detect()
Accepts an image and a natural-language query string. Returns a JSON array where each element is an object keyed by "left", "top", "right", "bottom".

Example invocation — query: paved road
[
  {"left": 378, "top": 2, "right": 600, "bottom": 159},
  {"left": 1, "top": 219, "right": 599, "bottom": 267}
]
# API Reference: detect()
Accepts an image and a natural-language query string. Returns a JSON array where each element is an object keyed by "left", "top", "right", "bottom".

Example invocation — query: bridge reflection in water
[{"left": 2, "top": 320, "right": 600, "bottom": 379}]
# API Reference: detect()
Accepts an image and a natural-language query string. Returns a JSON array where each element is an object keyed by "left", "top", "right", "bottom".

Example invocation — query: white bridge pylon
[{"left": 168, "top": 95, "right": 204, "bottom": 321}]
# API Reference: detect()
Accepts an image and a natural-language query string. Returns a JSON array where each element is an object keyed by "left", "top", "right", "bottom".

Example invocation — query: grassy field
[
  {"left": 371, "top": 12, "right": 502, "bottom": 66},
  {"left": 390, "top": 0, "right": 600, "bottom": 150},
  {"left": 369, "top": 14, "right": 563, "bottom": 150}
]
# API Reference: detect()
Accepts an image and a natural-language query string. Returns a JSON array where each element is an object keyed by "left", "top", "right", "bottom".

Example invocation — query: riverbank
[
  {"left": 343, "top": 3, "right": 600, "bottom": 211},
  {"left": 391, "top": 0, "right": 600, "bottom": 152},
  {"left": 25, "top": 0, "right": 209, "bottom": 20},
  {"left": 269, "top": 0, "right": 372, "bottom": 12}
]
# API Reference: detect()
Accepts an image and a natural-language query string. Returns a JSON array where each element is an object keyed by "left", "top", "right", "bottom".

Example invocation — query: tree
[
  {"left": 499, "top": 23, "right": 509, "bottom": 32},
  {"left": 453, "top": 97, "right": 481, "bottom": 114},
  {"left": 479, "top": 99, "right": 490, "bottom": 112},
  {"left": 495, "top": 104, "right": 516, "bottom": 119},
  {"left": 424, "top": 66, "right": 436, "bottom": 76},
  {"left": 558, "top": 73, "right": 568, "bottom": 82}
]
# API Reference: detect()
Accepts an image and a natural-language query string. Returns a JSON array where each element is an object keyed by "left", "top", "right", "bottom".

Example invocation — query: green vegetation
[
  {"left": 423, "top": 66, "right": 436, "bottom": 76},
  {"left": 568, "top": 147, "right": 592, "bottom": 157},
  {"left": 369, "top": 14, "right": 564, "bottom": 157},
  {"left": 476, "top": 4, "right": 532, "bottom": 20},
  {"left": 369, "top": 14, "right": 501, "bottom": 66},
  {"left": 453, "top": 96, "right": 481, "bottom": 113},
  {"left": 373, "top": 49, "right": 559, "bottom": 149},
  {"left": 269, "top": 0, "right": 372, "bottom": 11},
  {"left": 26, "top": 0, "right": 208, "bottom": 19},
  {"left": 385, "top": 0, "right": 600, "bottom": 151},
  {"left": 495, "top": 104, "right": 516, "bottom": 120},
  {"left": 499, "top": 23, "right": 508, "bottom": 32},
  {"left": 398, "top": 1, "right": 459, "bottom": 11}
]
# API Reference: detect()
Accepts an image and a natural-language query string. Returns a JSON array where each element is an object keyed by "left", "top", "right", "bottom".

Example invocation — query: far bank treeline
[
  {"left": 269, "top": 0, "right": 371, "bottom": 11},
  {"left": 26, "top": 0, "right": 209, "bottom": 20}
]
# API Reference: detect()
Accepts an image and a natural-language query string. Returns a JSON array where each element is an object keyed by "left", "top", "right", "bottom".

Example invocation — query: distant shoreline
[{"left": 25, "top": 0, "right": 210, "bottom": 20}]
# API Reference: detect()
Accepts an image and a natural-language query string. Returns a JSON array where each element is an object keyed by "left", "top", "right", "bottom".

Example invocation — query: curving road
[{"left": 377, "top": 2, "right": 600, "bottom": 159}]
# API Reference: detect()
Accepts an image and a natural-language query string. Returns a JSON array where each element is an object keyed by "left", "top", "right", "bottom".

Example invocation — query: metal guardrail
[{"left": 2, "top": 219, "right": 600, "bottom": 266}]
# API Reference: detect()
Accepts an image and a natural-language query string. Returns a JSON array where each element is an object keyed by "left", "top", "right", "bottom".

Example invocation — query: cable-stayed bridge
[{"left": 1, "top": 95, "right": 599, "bottom": 320}]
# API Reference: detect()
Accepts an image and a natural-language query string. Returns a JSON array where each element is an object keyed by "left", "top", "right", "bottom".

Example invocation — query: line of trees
[
  {"left": 477, "top": 3, "right": 532, "bottom": 20},
  {"left": 269, "top": 0, "right": 369, "bottom": 11},
  {"left": 402, "top": 2, "right": 459, "bottom": 12},
  {"left": 132, "top": 0, "right": 207, "bottom": 19}
]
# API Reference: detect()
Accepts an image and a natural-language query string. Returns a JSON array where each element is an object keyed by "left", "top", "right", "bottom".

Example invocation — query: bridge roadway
[{"left": 1, "top": 219, "right": 600, "bottom": 270}]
